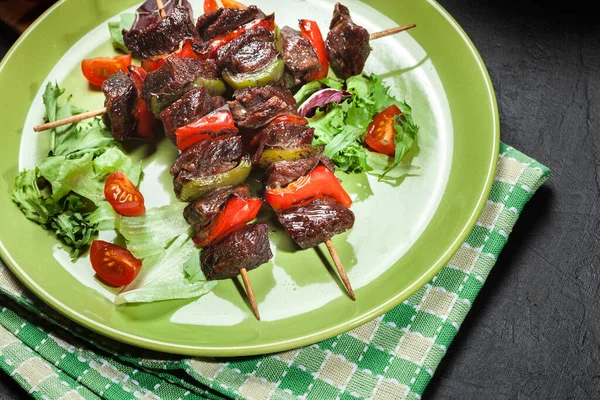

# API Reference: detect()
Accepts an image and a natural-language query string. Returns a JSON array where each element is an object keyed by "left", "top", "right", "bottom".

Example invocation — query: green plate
[{"left": 0, "top": 0, "right": 498, "bottom": 356}]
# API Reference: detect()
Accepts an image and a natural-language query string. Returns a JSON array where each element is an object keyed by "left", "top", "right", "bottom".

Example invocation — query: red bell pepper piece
[
  {"left": 175, "top": 107, "right": 238, "bottom": 151},
  {"left": 204, "top": 14, "right": 275, "bottom": 58},
  {"left": 265, "top": 165, "right": 352, "bottom": 212},
  {"left": 193, "top": 196, "right": 262, "bottom": 247},
  {"left": 128, "top": 65, "right": 158, "bottom": 141},
  {"left": 271, "top": 113, "right": 308, "bottom": 125},
  {"left": 299, "top": 20, "right": 329, "bottom": 81},
  {"left": 141, "top": 39, "right": 205, "bottom": 73}
]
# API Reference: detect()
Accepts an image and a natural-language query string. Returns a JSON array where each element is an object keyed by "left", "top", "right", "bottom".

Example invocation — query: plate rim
[{"left": 0, "top": 0, "right": 500, "bottom": 356}]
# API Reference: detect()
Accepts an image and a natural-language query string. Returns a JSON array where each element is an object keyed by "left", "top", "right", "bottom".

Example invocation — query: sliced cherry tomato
[
  {"left": 175, "top": 107, "right": 238, "bottom": 151},
  {"left": 204, "top": 0, "right": 220, "bottom": 13},
  {"left": 365, "top": 104, "right": 402, "bottom": 156},
  {"left": 299, "top": 20, "right": 329, "bottom": 81},
  {"left": 128, "top": 65, "right": 157, "bottom": 141},
  {"left": 81, "top": 54, "right": 132, "bottom": 87},
  {"left": 265, "top": 165, "right": 352, "bottom": 212},
  {"left": 204, "top": 14, "right": 275, "bottom": 58},
  {"left": 104, "top": 171, "right": 146, "bottom": 216},
  {"left": 222, "top": 0, "right": 246, "bottom": 8},
  {"left": 271, "top": 113, "right": 308, "bottom": 125},
  {"left": 193, "top": 196, "right": 262, "bottom": 247},
  {"left": 204, "top": 0, "right": 246, "bottom": 12},
  {"left": 90, "top": 240, "right": 142, "bottom": 286},
  {"left": 141, "top": 38, "right": 205, "bottom": 72}
]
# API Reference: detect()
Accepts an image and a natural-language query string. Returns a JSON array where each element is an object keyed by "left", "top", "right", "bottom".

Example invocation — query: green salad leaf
[
  {"left": 183, "top": 249, "right": 206, "bottom": 283},
  {"left": 11, "top": 82, "right": 141, "bottom": 256},
  {"left": 300, "top": 73, "right": 419, "bottom": 178},
  {"left": 115, "top": 234, "right": 217, "bottom": 305},
  {"left": 108, "top": 13, "right": 135, "bottom": 53},
  {"left": 116, "top": 202, "right": 191, "bottom": 260},
  {"left": 11, "top": 168, "right": 51, "bottom": 225}
]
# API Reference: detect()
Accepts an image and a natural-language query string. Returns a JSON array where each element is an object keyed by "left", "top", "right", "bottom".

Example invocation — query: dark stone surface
[{"left": 1, "top": 0, "right": 599, "bottom": 398}]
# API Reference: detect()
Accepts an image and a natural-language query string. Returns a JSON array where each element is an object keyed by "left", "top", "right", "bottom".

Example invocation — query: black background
[{"left": 1, "top": 0, "right": 599, "bottom": 398}]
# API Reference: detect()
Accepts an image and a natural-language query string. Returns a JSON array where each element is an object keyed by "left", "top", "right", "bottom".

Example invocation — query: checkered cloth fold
[{"left": 0, "top": 143, "right": 549, "bottom": 400}]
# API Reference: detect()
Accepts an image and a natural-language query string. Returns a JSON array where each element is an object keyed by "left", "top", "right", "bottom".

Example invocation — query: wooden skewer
[
  {"left": 325, "top": 240, "right": 356, "bottom": 301},
  {"left": 370, "top": 24, "right": 416, "bottom": 40},
  {"left": 156, "top": 0, "right": 167, "bottom": 19},
  {"left": 240, "top": 267, "right": 260, "bottom": 320},
  {"left": 33, "top": 107, "right": 107, "bottom": 132}
]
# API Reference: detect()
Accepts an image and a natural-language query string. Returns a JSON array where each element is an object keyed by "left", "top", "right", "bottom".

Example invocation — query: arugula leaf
[
  {"left": 108, "top": 13, "right": 135, "bottom": 53},
  {"left": 47, "top": 195, "right": 96, "bottom": 255}
]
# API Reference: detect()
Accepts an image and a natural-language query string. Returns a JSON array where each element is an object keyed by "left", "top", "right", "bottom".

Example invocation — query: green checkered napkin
[{"left": 0, "top": 143, "right": 549, "bottom": 400}]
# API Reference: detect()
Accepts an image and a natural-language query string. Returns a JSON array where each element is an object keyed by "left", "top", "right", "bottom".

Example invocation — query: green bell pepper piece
[{"left": 222, "top": 56, "right": 285, "bottom": 90}]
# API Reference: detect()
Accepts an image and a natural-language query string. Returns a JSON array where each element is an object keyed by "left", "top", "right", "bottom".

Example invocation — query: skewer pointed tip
[
  {"left": 240, "top": 268, "right": 261, "bottom": 320},
  {"left": 325, "top": 240, "right": 356, "bottom": 301},
  {"left": 370, "top": 24, "right": 417, "bottom": 41}
]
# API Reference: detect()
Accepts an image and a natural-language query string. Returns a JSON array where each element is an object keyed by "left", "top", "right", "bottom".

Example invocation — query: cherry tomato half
[
  {"left": 364, "top": 104, "right": 402, "bottom": 156},
  {"left": 81, "top": 54, "right": 132, "bottom": 87},
  {"left": 104, "top": 171, "right": 146, "bottom": 216},
  {"left": 90, "top": 240, "right": 142, "bottom": 286}
]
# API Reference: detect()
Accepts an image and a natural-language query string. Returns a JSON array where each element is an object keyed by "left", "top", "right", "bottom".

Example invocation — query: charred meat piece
[
  {"left": 142, "top": 56, "right": 221, "bottom": 115},
  {"left": 228, "top": 86, "right": 296, "bottom": 129},
  {"left": 216, "top": 27, "right": 278, "bottom": 73},
  {"left": 170, "top": 135, "right": 243, "bottom": 178},
  {"left": 264, "top": 156, "right": 336, "bottom": 190},
  {"left": 277, "top": 198, "right": 355, "bottom": 249},
  {"left": 123, "top": 5, "right": 198, "bottom": 59},
  {"left": 160, "top": 87, "right": 218, "bottom": 143},
  {"left": 280, "top": 26, "right": 321, "bottom": 79},
  {"left": 102, "top": 71, "right": 137, "bottom": 141},
  {"left": 211, "top": 95, "right": 226, "bottom": 108},
  {"left": 252, "top": 121, "right": 322, "bottom": 165},
  {"left": 170, "top": 136, "right": 250, "bottom": 201},
  {"left": 325, "top": 3, "right": 371, "bottom": 79},
  {"left": 196, "top": 5, "right": 266, "bottom": 41},
  {"left": 200, "top": 223, "right": 272, "bottom": 280},
  {"left": 183, "top": 184, "right": 251, "bottom": 231}
]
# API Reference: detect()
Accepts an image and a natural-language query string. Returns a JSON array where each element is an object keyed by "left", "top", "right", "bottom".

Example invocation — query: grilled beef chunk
[
  {"left": 280, "top": 26, "right": 321, "bottom": 79},
  {"left": 123, "top": 5, "right": 198, "bottom": 59},
  {"left": 170, "top": 136, "right": 244, "bottom": 197},
  {"left": 228, "top": 86, "right": 296, "bottom": 129},
  {"left": 264, "top": 156, "right": 336, "bottom": 189},
  {"left": 325, "top": 3, "right": 371, "bottom": 79},
  {"left": 216, "top": 26, "right": 278, "bottom": 74},
  {"left": 102, "top": 71, "right": 137, "bottom": 141},
  {"left": 170, "top": 135, "right": 243, "bottom": 177},
  {"left": 211, "top": 96, "right": 226, "bottom": 108},
  {"left": 142, "top": 56, "right": 220, "bottom": 114},
  {"left": 160, "top": 87, "right": 218, "bottom": 143},
  {"left": 196, "top": 6, "right": 266, "bottom": 41},
  {"left": 277, "top": 198, "right": 355, "bottom": 249},
  {"left": 183, "top": 185, "right": 251, "bottom": 231},
  {"left": 252, "top": 122, "right": 320, "bottom": 164},
  {"left": 200, "top": 223, "right": 272, "bottom": 280}
]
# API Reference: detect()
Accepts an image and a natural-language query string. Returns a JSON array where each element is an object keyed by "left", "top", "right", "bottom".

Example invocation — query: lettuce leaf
[
  {"left": 115, "top": 234, "right": 217, "bottom": 305},
  {"left": 11, "top": 168, "right": 51, "bottom": 224},
  {"left": 117, "top": 202, "right": 191, "bottom": 259},
  {"left": 108, "top": 13, "right": 135, "bottom": 53}
]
